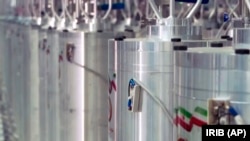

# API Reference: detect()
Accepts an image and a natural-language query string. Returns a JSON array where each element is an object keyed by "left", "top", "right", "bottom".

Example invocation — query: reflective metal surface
[
  {"left": 108, "top": 39, "right": 172, "bottom": 141},
  {"left": 46, "top": 28, "right": 60, "bottom": 141},
  {"left": 147, "top": 25, "right": 202, "bottom": 40},
  {"left": 38, "top": 27, "right": 49, "bottom": 141},
  {"left": 174, "top": 47, "right": 250, "bottom": 141},
  {"left": 108, "top": 36, "right": 233, "bottom": 141},
  {"left": 233, "top": 28, "right": 250, "bottom": 49},
  {"left": 58, "top": 30, "right": 120, "bottom": 141},
  {"left": 12, "top": 21, "right": 25, "bottom": 141},
  {"left": 28, "top": 24, "right": 40, "bottom": 141}
]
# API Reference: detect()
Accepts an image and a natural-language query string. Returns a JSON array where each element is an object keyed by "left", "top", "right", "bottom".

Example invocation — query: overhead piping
[
  {"left": 147, "top": 0, "right": 162, "bottom": 20},
  {"left": 102, "top": 0, "right": 112, "bottom": 20},
  {"left": 186, "top": 0, "right": 202, "bottom": 18}
]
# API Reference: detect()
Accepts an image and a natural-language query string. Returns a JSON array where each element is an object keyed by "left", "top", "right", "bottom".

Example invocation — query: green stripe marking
[
  {"left": 194, "top": 107, "right": 207, "bottom": 117},
  {"left": 176, "top": 106, "right": 207, "bottom": 118}
]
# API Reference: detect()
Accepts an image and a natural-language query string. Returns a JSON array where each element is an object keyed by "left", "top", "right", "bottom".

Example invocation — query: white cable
[
  {"left": 215, "top": 0, "right": 239, "bottom": 38},
  {"left": 244, "top": 0, "right": 250, "bottom": 14},
  {"left": 186, "top": 0, "right": 202, "bottom": 18},
  {"left": 147, "top": 0, "right": 162, "bottom": 20},
  {"left": 125, "top": 0, "right": 131, "bottom": 18},
  {"left": 182, "top": 5, "right": 193, "bottom": 18},
  {"left": 177, "top": 5, "right": 185, "bottom": 18},
  {"left": 208, "top": 1, "right": 217, "bottom": 20},
  {"left": 215, "top": 19, "right": 230, "bottom": 38},
  {"left": 169, "top": 0, "right": 175, "bottom": 17},
  {"left": 146, "top": 1, "right": 149, "bottom": 18},
  {"left": 133, "top": 0, "right": 143, "bottom": 20},
  {"left": 102, "top": 0, "right": 112, "bottom": 20},
  {"left": 26, "top": 0, "right": 32, "bottom": 17},
  {"left": 41, "top": 0, "right": 46, "bottom": 12},
  {"left": 121, "top": 11, "right": 127, "bottom": 19},
  {"left": 50, "top": 0, "right": 60, "bottom": 20},
  {"left": 30, "top": 0, "right": 36, "bottom": 17},
  {"left": 63, "top": 0, "right": 74, "bottom": 21},
  {"left": 60, "top": 0, "right": 66, "bottom": 18},
  {"left": 234, "top": 115, "right": 244, "bottom": 125},
  {"left": 132, "top": 78, "right": 175, "bottom": 125},
  {"left": 228, "top": 106, "right": 244, "bottom": 125},
  {"left": 78, "top": 0, "right": 87, "bottom": 17},
  {"left": 225, "top": 0, "right": 239, "bottom": 18}
]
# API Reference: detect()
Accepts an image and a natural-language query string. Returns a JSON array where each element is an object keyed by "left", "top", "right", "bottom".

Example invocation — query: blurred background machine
[{"left": 0, "top": 0, "right": 249, "bottom": 141}]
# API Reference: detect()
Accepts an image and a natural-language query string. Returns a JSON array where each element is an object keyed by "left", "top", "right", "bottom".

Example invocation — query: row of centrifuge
[{"left": 0, "top": 15, "right": 250, "bottom": 141}]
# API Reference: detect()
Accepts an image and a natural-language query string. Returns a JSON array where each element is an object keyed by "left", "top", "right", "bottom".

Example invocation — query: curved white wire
[
  {"left": 78, "top": 0, "right": 84, "bottom": 14},
  {"left": 208, "top": 0, "right": 217, "bottom": 20},
  {"left": 244, "top": 0, "right": 250, "bottom": 14},
  {"left": 62, "top": 0, "right": 74, "bottom": 21},
  {"left": 146, "top": 1, "right": 149, "bottom": 18},
  {"left": 102, "top": 0, "right": 112, "bottom": 20},
  {"left": 186, "top": 0, "right": 202, "bottom": 18},
  {"left": 41, "top": 0, "right": 46, "bottom": 12},
  {"left": 50, "top": 0, "right": 60, "bottom": 20},
  {"left": 26, "top": 0, "right": 33, "bottom": 17},
  {"left": 121, "top": 10, "right": 127, "bottom": 19},
  {"left": 125, "top": 0, "right": 131, "bottom": 18},
  {"left": 169, "top": 0, "right": 175, "bottom": 17},
  {"left": 225, "top": 0, "right": 239, "bottom": 18},
  {"left": 215, "top": 0, "right": 240, "bottom": 38},
  {"left": 29, "top": 0, "right": 36, "bottom": 17},
  {"left": 133, "top": 0, "right": 143, "bottom": 19},
  {"left": 147, "top": 0, "right": 162, "bottom": 20},
  {"left": 132, "top": 78, "right": 175, "bottom": 125},
  {"left": 78, "top": 0, "right": 88, "bottom": 19}
]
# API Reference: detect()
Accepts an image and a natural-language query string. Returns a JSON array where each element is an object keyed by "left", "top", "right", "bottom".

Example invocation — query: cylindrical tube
[
  {"left": 58, "top": 30, "right": 118, "bottom": 141},
  {"left": 47, "top": 28, "right": 60, "bottom": 141},
  {"left": 28, "top": 24, "right": 40, "bottom": 141},
  {"left": 108, "top": 39, "right": 174, "bottom": 141},
  {"left": 38, "top": 27, "right": 49, "bottom": 141},
  {"left": 11, "top": 20, "right": 26, "bottom": 141},
  {"left": 173, "top": 47, "right": 250, "bottom": 140}
]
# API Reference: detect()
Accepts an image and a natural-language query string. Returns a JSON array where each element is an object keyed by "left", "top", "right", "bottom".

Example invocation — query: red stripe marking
[
  {"left": 174, "top": 116, "right": 207, "bottom": 132},
  {"left": 178, "top": 138, "right": 187, "bottom": 141},
  {"left": 109, "top": 97, "right": 112, "bottom": 122},
  {"left": 109, "top": 79, "right": 116, "bottom": 94}
]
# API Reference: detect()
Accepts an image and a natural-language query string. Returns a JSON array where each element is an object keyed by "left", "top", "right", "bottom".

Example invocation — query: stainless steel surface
[
  {"left": 58, "top": 30, "right": 120, "bottom": 141},
  {"left": 28, "top": 24, "right": 40, "bottom": 141},
  {"left": 233, "top": 28, "right": 250, "bottom": 49},
  {"left": 146, "top": 18, "right": 202, "bottom": 40},
  {"left": 47, "top": 28, "right": 60, "bottom": 141},
  {"left": 147, "top": 25, "right": 202, "bottom": 40},
  {"left": 10, "top": 21, "right": 25, "bottom": 141},
  {"left": 108, "top": 38, "right": 174, "bottom": 141},
  {"left": 174, "top": 47, "right": 250, "bottom": 141},
  {"left": 0, "top": 0, "right": 249, "bottom": 140},
  {"left": 38, "top": 27, "right": 49, "bottom": 141},
  {"left": 108, "top": 37, "right": 232, "bottom": 141},
  {"left": 11, "top": 21, "right": 21, "bottom": 140}
]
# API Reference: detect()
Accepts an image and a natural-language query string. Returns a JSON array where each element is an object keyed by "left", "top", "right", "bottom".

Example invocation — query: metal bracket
[
  {"left": 140, "top": 18, "right": 157, "bottom": 27},
  {"left": 66, "top": 43, "right": 75, "bottom": 62},
  {"left": 128, "top": 79, "right": 142, "bottom": 112},
  {"left": 207, "top": 99, "right": 232, "bottom": 125},
  {"left": 43, "top": 39, "right": 47, "bottom": 50}
]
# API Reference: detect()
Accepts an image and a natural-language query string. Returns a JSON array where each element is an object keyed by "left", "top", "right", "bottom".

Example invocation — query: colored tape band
[{"left": 98, "top": 3, "right": 125, "bottom": 10}]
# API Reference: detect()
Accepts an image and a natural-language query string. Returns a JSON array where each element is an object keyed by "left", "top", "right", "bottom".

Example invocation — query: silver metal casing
[
  {"left": 47, "top": 28, "right": 60, "bottom": 141},
  {"left": 173, "top": 47, "right": 250, "bottom": 141},
  {"left": 108, "top": 36, "right": 232, "bottom": 141},
  {"left": 108, "top": 38, "right": 175, "bottom": 141},
  {"left": 58, "top": 30, "right": 126, "bottom": 141},
  {"left": 233, "top": 28, "right": 250, "bottom": 49},
  {"left": 38, "top": 27, "right": 49, "bottom": 141},
  {"left": 10, "top": 20, "right": 26, "bottom": 141}
]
